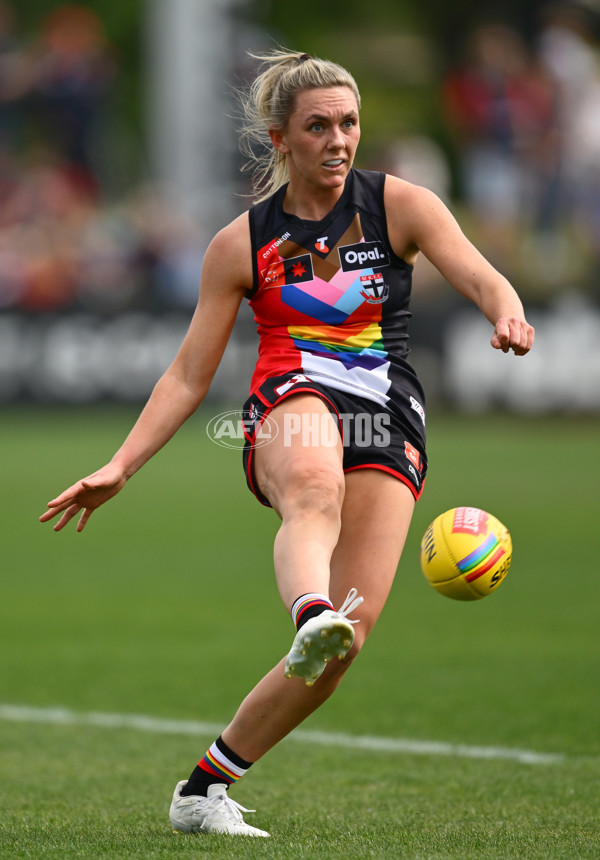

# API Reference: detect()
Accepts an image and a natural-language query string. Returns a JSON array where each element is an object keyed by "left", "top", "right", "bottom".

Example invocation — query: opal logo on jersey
[{"left": 338, "top": 241, "right": 389, "bottom": 272}]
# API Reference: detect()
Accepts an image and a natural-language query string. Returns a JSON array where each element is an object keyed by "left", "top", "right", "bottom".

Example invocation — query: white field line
[{"left": 0, "top": 703, "right": 565, "bottom": 766}]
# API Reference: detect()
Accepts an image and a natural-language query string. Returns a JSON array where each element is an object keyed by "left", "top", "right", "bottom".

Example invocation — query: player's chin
[{"left": 319, "top": 171, "right": 347, "bottom": 187}]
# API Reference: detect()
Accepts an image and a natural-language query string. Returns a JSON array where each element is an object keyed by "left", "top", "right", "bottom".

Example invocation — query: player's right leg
[
  {"left": 250, "top": 392, "right": 365, "bottom": 684},
  {"left": 253, "top": 393, "right": 346, "bottom": 610},
  {"left": 171, "top": 394, "right": 354, "bottom": 834}
]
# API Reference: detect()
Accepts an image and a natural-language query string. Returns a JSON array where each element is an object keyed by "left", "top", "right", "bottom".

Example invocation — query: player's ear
[{"left": 269, "top": 128, "right": 290, "bottom": 155}]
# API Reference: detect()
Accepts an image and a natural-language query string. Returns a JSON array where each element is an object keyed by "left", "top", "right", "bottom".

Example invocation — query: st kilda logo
[{"left": 359, "top": 272, "right": 389, "bottom": 304}]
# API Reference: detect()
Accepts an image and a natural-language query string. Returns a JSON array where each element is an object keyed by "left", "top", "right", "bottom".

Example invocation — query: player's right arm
[{"left": 40, "top": 213, "right": 253, "bottom": 532}]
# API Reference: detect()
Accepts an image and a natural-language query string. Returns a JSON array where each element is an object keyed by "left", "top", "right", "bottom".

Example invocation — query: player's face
[{"left": 271, "top": 86, "right": 360, "bottom": 192}]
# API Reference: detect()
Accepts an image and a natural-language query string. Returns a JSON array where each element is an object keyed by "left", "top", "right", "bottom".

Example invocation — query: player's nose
[{"left": 327, "top": 126, "right": 345, "bottom": 149}]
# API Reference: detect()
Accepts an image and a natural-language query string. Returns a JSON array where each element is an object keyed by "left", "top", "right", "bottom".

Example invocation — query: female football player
[{"left": 40, "top": 49, "right": 534, "bottom": 837}]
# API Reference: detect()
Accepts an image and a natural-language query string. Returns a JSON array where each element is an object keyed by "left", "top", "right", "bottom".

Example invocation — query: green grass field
[{"left": 1, "top": 406, "right": 599, "bottom": 859}]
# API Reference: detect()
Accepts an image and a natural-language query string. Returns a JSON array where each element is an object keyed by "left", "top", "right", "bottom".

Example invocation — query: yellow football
[{"left": 420, "top": 507, "right": 512, "bottom": 600}]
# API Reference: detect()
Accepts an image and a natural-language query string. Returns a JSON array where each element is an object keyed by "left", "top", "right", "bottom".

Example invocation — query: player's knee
[
  {"left": 281, "top": 460, "right": 344, "bottom": 520},
  {"left": 324, "top": 639, "right": 362, "bottom": 685},
  {"left": 314, "top": 630, "right": 368, "bottom": 695},
  {"left": 346, "top": 626, "right": 368, "bottom": 662},
  {"left": 332, "top": 618, "right": 373, "bottom": 676}
]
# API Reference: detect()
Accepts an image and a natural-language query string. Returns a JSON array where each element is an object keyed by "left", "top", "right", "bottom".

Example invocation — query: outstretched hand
[
  {"left": 39, "top": 463, "right": 127, "bottom": 533},
  {"left": 491, "top": 317, "right": 535, "bottom": 356}
]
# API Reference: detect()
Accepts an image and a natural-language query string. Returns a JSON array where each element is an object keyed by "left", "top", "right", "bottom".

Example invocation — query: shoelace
[
  {"left": 198, "top": 792, "right": 255, "bottom": 823},
  {"left": 335, "top": 587, "right": 364, "bottom": 624}
]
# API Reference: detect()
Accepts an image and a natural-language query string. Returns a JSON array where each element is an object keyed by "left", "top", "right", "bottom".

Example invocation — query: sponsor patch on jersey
[
  {"left": 338, "top": 241, "right": 389, "bottom": 272},
  {"left": 410, "top": 395, "right": 425, "bottom": 425},
  {"left": 404, "top": 440, "right": 421, "bottom": 471}
]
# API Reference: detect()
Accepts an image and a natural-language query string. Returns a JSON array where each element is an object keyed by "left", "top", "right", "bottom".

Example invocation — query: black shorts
[{"left": 241, "top": 371, "right": 427, "bottom": 507}]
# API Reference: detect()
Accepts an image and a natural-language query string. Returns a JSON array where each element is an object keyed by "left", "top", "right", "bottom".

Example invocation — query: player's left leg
[{"left": 170, "top": 470, "right": 415, "bottom": 835}]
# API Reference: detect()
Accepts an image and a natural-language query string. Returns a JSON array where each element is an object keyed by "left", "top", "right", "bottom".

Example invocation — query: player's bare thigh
[{"left": 252, "top": 393, "right": 344, "bottom": 517}]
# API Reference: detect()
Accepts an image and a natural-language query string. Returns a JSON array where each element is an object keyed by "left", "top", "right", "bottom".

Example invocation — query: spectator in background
[
  {"left": 0, "top": 1, "right": 32, "bottom": 155},
  {"left": 538, "top": 1, "right": 600, "bottom": 289},
  {"left": 0, "top": 4, "right": 203, "bottom": 316},
  {"left": 30, "top": 4, "right": 116, "bottom": 197},
  {"left": 0, "top": 4, "right": 215, "bottom": 316},
  {"left": 443, "top": 23, "right": 559, "bottom": 268},
  {"left": 0, "top": 152, "right": 87, "bottom": 311},
  {"left": 382, "top": 135, "right": 452, "bottom": 203}
]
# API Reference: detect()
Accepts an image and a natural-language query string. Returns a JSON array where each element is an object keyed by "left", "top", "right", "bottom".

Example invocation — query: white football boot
[
  {"left": 284, "top": 587, "right": 364, "bottom": 686},
  {"left": 169, "top": 781, "right": 270, "bottom": 837}
]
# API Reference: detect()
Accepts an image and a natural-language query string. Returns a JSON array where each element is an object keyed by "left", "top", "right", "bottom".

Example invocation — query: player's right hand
[{"left": 39, "top": 463, "right": 127, "bottom": 533}]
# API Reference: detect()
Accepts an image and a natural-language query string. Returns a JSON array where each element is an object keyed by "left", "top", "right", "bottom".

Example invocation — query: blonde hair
[{"left": 239, "top": 48, "right": 361, "bottom": 203}]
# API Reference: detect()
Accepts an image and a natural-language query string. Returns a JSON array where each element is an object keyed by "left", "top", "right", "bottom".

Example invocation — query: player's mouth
[{"left": 322, "top": 158, "right": 345, "bottom": 171}]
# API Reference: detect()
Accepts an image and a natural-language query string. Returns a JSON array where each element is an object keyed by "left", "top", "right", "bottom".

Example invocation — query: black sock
[
  {"left": 180, "top": 735, "right": 253, "bottom": 797},
  {"left": 291, "top": 593, "right": 334, "bottom": 630}
]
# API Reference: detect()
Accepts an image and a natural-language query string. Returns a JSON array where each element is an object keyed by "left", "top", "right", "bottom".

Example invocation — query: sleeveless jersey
[{"left": 247, "top": 168, "right": 425, "bottom": 418}]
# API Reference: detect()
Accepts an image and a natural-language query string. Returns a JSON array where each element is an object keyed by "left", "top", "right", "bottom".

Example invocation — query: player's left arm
[{"left": 384, "top": 176, "right": 535, "bottom": 356}]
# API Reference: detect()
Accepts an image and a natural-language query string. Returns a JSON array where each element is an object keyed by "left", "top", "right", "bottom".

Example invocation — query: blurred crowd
[
  {"left": 0, "top": 1, "right": 207, "bottom": 314},
  {"left": 1, "top": 1, "right": 600, "bottom": 316},
  {"left": 381, "top": 3, "right": 600, "bottom": 299},
  {"left": 441, "top": 3, "right": 600, "bottom": 297}
]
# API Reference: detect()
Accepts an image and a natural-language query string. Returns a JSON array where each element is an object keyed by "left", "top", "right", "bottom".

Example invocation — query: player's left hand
[{"left": 491, "top": 317, "right": 535, "bottom": 356}]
